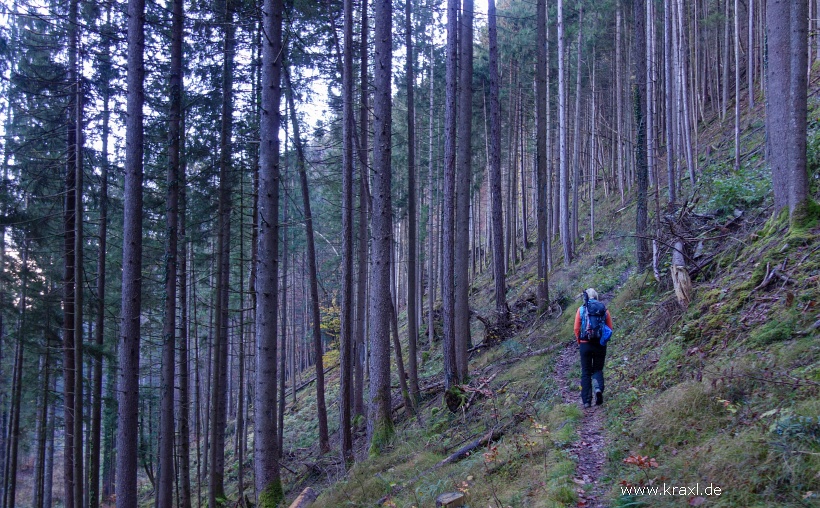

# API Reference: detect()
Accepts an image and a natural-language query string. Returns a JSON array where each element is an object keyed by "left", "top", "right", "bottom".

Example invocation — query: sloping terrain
[{"left": 184, "top": 84, "right": 820, "bottom": 508}]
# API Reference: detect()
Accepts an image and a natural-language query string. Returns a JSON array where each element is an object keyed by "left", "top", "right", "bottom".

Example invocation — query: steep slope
[{"left": 195, "top": 78, "right": 820, "bottom": 508}]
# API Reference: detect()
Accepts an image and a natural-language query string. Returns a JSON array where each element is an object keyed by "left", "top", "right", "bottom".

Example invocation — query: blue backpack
[{"left": 582, "top": 291, "right": 613, "bottom": 346}]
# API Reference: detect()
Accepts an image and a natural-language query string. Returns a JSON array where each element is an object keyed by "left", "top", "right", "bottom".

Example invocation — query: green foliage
[{"left": 700, "top": 162, "right": 771, "bottom": 215}]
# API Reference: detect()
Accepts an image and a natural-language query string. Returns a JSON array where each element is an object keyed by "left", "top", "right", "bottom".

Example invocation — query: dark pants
[{"left": 579, "top": 341, "right": 607, "bottom": 405}]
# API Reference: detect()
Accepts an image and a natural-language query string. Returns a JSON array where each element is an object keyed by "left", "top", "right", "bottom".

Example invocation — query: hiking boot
[
  {"left": 583, "top": 402, "right": 592, "bottom": 409},
  {"left": 595, "top": 389, "right": 603, "bottom": 406}
]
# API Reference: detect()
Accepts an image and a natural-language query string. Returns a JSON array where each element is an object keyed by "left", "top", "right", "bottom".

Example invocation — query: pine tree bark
[
  {"left": 558, "top": 0, "right": 572, "bottom": 265},
  {"left": 6, "top": 243, "right": 27, "bottom": 508},
  {"left": 406, "top": 0, "right": 423, "bottom": 403},
  {"left": 177, "top": 117, "right": 192, "bottom": 508},
  {"left": 157, "top": 0, "right": 183, "bottom": 499},
  {"left": 634, "top": 0, "right": 651, "bottom": 271},
  {"left": 488, "top": 0, "right": 509, "bottom": 326},
  {"left": 33, "top": 335, "right": 52, "bottom": 508},
  {"left": 340, "top": 0, "right": 356, "bottom": 461},
  {"left": 284, "top": 66, "right": 331, "bottom": 455},
  {"left": 427, "top": 43, "right": 436, "bottom": 348},
  {"left": 116, "top": 0, "right": 145, "bottom": 500},
  {"left": 571, "top": 8, "right": 583, "bottom": 247},
  {"left": 63, "top": 0, "right": 79, "bottom": 501},
  {"left": 536, "top": 0, "right": 550, "bottom": 307},
  {"left": 209, "top": 1, "right": 236, "bottom": 501},
  {"left": 72, "top": 24, "right": 85, "bottom": 508},
  {"left": 354, "top": 0, "right": 369, "bottom": 422},
  {"left": 255, "top": 0, "right": 284, "bottom": 502},
  {"left": 455, "top": 0, "right": 473, "bottom": 383},
  {"left": 748, "top": 0, "right": 754, "bottom": 110},
  {"left": 734, "top": 0, "right": 741, "bottom": 172},
  {"left": 368, "top": 0, "right": 395, "bottom": 455},
  {"left": 664, "top": 0, "right": 677, "bottom": 205},
  {"left": 441, "top": 0, "right": 458, "bottom": 389},
  {"left": 767, "top": 0, "right": 809, "bottom": 217},
  {"left": 616, "top": 2, "right": 625, "bottom": 204}
]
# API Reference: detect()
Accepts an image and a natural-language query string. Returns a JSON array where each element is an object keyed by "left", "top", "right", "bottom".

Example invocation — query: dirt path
[{"left": 555, "top": 339, "right": 608, "bottom": 508}]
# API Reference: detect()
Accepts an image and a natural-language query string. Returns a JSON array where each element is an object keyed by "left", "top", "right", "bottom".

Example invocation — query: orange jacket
[{"left": 574, "top": 304, "right": 614, "bottom": 343}]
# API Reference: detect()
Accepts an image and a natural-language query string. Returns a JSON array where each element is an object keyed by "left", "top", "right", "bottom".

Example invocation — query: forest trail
[{"left": 555, "top": 339, "right": 609, "bottom": 508}]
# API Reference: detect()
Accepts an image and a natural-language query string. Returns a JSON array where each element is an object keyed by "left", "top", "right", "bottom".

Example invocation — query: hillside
[{"left": 252, "top": 79, "right": 820, "bottom": 508}]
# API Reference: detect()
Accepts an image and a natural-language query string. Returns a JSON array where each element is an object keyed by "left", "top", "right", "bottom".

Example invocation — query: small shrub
[{"left": 700, "top": 162, "right": 770, "bottom": 216}]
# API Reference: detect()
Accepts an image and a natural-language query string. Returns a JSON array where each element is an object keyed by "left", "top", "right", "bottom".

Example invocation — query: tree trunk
[
  {"left": 33, "top": 337, "right": 52, "bottom": 508},
  {"left": 615, "top": 2, "right": 625, "bottom": 204},
  {"left": 488, "top": 0, "right": 509, "bottom": 326},
  {"left": 441, "top": 0, "right": 458, "bottom": 390},
  {"left": 634, "top": 0, "right": 651, "bottom": 271},
  {"left": 177, "top": 113, "right": 192, "bottom": 508},
  {"left": 255, "top": 0, "right": 284, "bottom": 502},
  {"left": 734, "top": 0, "right": 741, "bottom": 172},
  {"left": 284, "top": 66, "right": 331, "bottom": 455},
  {"left": 116, "top": 0, "right": 145, "bottom": 500},
  {"left": 89, "top": 6, "right": 113, "bottom": 504},
  {"left": 157, "top": 0, "right": 183, "bottom": 499},
  {"left": 354, "top": 0, "right": 369, "bottom": 423},
  {"left": 427, "top": 43, "right": 436, "bottom": 349},
  {"left": 558, "top": 0, "right": 572, "bottom": 266},
  {"left": 664, "top": 0, "right": 677, "bottom": 205},
  {"left": 748, "top": 0, "right": 754, "bottom": 110},
  {"left": 646, "top": 0, "right": 656, "bottom": 210},
  {"left": 209, "top": 2, "right": 236, "bottom": 502},
  {"left": 43, "top": 373, "right": 57, "bottom": 508},
  {"left": 454, "top": 0, "right": 473, "bottom": 383},
  {"left": 406, "top": 0, "right": 422, "bottom": 403},
  {"left": 536, "top": 0, "right": 549, "bottom": 307},
  {"left": 63, "top": 0, "right": 79, "bottom": 501},
  {"left": 339, "top": 0, "right": 356, "bottom": 463},
  {"left": 277, "top": 167, "right": 287, "bottom": 460},
  {"left": 5, "top": 243, "right": 28, "bottom": 508},
  {"left": 722, "top": 0, "right": 730, "bottom": 121},
  {"left": 368, "top": 0, "right": 395, "bottom": 455},
  {"left": 571, "top": 8, "right": 583, "bottom": 248}
]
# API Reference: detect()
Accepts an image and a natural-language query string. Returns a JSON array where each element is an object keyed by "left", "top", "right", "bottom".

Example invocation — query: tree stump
[{"left": 435, "top": 492, "right": 465, "bottom": 507}]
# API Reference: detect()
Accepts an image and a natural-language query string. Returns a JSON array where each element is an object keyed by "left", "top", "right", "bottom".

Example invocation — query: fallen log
[
  {"left": 288, "top": 487, "right": 318, "bottom": 508},
  {"left": 435, "top": 427, "right": 505, "bottom": 467}
]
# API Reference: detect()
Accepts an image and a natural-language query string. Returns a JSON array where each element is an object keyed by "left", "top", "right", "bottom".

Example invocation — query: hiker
[{"left": 574, "top": 288, "right": 613, "bottom": 408}]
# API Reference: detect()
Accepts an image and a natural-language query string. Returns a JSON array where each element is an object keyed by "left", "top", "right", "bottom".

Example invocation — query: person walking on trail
[{"left": 574, "top": 288, "right": 613, "bottom": 408}]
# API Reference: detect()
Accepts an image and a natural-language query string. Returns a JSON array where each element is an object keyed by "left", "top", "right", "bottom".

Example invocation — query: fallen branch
[
  {"left": 293, "top": 363, "right": 339, "bottom": 394},
  {"left": 464, "top": 372, "right": 499, "bottom": 409},
  {"left": 435, "top": 427, "right": 505, "bottom": 467},
  {"left": 496, "top": 344, "right": 561, "bottom": 367},
  {"left": 378, "top": 414, "right": 528, "bottom": 505}
]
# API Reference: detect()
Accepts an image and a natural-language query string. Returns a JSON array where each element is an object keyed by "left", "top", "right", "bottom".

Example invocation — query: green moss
[
  {"left": 368, "top": 417, "right": 395, "bottom": 457},
  {"left": 257, "top": 480, "right": 284, "bottom": 507},
  {"left": 653, "top": 341, "right": 684, "bottom": 379},
  {"left": 749, "top": 314, "right": 797, "bottom": 346},
  {"left": 789, "top": 198, "right": 820, "bottom": 231}
]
